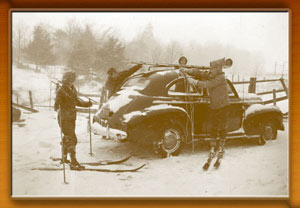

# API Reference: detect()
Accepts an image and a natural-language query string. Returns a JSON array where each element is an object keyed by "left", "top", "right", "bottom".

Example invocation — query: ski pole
[
  {"left": 88, "top": 99, "right": 93, "bottom": 156},
  {"left": 59, "top": 105, "right": 68, "bottom": 184}
]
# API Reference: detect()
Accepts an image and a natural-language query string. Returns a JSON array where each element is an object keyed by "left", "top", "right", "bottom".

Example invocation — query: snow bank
[{"left": 12, "top": 107, "right": 289, "bottom": 197}]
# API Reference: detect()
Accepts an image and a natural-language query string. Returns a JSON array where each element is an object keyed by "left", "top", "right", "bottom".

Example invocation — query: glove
[
  {"left": 54, "top": 103, "right": 59, "bottom": 111},
  {"left": 181, "top": 68, "right": 190, "bottom": 74}
]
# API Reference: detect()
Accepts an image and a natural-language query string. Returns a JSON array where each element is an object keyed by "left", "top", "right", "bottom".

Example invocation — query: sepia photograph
[{"left": 11, "top": 11, "right": 289, "bottom": 198}]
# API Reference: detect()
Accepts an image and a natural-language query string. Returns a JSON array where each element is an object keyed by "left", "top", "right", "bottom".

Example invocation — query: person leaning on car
[
  {"left": 183, "top": 58, "right": 230, "bottom": 159},
  {"left": 99, "top": 64, "right": 142, "bottom": 109}
]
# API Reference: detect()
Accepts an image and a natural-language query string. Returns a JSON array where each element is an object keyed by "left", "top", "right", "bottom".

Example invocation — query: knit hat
[
  {"left": 62, "top": 71, "right": 76, "bottom": 85},
  {"left": 107, "top": 68, "right": 117, "bottom": 75}
]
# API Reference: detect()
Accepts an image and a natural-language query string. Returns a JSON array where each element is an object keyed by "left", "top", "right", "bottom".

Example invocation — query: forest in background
[{"left": 13, "top": 18, "right": 285, "bottom": 84}]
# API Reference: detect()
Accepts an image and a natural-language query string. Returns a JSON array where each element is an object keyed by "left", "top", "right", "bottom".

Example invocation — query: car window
[
  {"left": 122, "top": 76, "right": 151, "bottom": 90},
  {"left": 168, "top": 78, "right": 203, "bottom": 96},
  {"left": 202, "top": 83, "right": 235, "bottom": 97},
  {"left": 227, "top": 83, "right": 234, "bottom": 96},
  {"left": 226, "top": 82, "right": 238, "bottom": 98}
]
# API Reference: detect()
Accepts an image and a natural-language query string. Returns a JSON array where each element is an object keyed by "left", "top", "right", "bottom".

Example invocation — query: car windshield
[{"left": 122, "top": 76, "right": 151, "bottom": 90}]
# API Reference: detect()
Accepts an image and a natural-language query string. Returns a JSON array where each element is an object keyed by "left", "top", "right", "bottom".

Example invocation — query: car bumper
[
  {"left": 91, "top": 118, "right": 127, "bottom": 140},
  {"left": 279, "top": 122, "right": 285, "bottom": 131}
]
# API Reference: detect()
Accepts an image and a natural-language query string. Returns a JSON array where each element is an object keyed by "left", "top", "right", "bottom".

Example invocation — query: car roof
[
  {"left": 135, "top": 69, "right": 179, "bottom": 96},
  {"left": 127, "top": 68, "right": 236, "bottom": 97}
]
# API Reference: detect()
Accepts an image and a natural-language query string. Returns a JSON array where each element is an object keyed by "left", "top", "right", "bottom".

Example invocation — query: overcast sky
[{"left": 12, "top": 12, "right": 289, "bottom": 73}]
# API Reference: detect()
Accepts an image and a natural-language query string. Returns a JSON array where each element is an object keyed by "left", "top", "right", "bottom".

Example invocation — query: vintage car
[{"left": 93, "top": 59, "right": 284, "bottom": 157}]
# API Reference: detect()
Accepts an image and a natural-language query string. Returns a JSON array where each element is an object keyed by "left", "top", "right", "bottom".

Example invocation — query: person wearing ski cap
[
  {"left": 54, "top": 71, "right": 92, "bottom": 170},
  {"left": 185, "top": 58, "right": 231, "bottom": 166},
  {"left": 99, "top": 64, "right": 142, "bottom": 109}
]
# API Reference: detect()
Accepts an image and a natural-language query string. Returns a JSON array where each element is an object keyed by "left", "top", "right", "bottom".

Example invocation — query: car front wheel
[
  {"left": 258, "top": 121, "right": 278, "bottom": 145},
  {"left": 154, "top": 124, "right": 183, "bottom": 158}
]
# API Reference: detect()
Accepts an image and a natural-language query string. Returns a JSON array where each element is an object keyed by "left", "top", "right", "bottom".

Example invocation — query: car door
[
  {"left": 165, "top": 78, "right": 243, "bottom": 135},
  {"left": 166, "top": 77, "right": 207, "bottom": 135},
  {"left": 226, "top": 80, "right": 244, "bottom": 132},
  {"left": 194, "top": 80, "right": 243, "bottom": 134}
]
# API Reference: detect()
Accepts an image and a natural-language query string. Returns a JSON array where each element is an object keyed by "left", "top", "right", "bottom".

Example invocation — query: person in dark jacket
[
  {"left": 99, "top": 64, "right": 142, "bottom": 109},
  {"left": 54, "top": 71, "right": 92, "bottom": 170},
  {"left": 185, "top": 58, "right": 230, "bottom": 160}
]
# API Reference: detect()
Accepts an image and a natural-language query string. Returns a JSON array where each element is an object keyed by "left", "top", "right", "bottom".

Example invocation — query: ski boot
[
  {"left": 70, "top": 154, "right": 85, "bottom": 170},
  {"left": 61, "top": 145, "right": 71, "bottom": 164},
  {"left": 62, "top": 155, "right": 71, "bottom": 164},
  {"left": 214, "top": 148, "right": 225, "bottom": 168},
  {"left": 70, "top": 160, "right": 85, "bottom": 170},
  {"left": 203, "top": 147, "right": 216, "bottom": 170}
]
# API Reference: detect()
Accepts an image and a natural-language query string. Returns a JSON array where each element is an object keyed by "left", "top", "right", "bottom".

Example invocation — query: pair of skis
[
  {"left": 32, "top": 155, "right": 146, "bottom": 173},
  {"left": 202, "top": 152, "right": 222, "bottom": 170}
]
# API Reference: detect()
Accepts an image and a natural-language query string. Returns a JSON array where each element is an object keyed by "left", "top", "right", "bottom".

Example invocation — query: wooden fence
[
  {"left": 232, "top": 77, "right": 288, "bottom": 105},
  {"left": 12, "top": 90, "right": 38, "bottom": 113},
  {"left": 12, "top": 76, "right": 288, "bottom": 114}
]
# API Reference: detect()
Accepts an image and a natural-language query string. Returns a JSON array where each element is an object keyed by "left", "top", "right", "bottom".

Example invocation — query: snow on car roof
[{"left": 139, "top": 69, "right": 179, "bottom": 96}]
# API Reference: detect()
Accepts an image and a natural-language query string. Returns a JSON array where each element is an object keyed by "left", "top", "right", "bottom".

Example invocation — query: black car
[{"left": 94, "top": 61, "right": 284, "bottom": 157}]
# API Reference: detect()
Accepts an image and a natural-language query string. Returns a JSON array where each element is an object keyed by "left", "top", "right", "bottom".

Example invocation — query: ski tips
[{"left": 203, "top": 163, "right": 209, "bottom": 170}]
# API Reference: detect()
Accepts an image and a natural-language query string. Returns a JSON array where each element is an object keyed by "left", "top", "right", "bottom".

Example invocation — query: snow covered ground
[{"left": 12, "top": 109, "right": 288, "bottom": 198}]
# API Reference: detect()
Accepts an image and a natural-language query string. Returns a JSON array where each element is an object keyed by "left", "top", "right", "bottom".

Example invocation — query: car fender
[
  {"left": 123, "top": 104, "right": 192, "bottom": 129},
  {"left": 244, "top": 104, "right": 284, "bottom": 134}
]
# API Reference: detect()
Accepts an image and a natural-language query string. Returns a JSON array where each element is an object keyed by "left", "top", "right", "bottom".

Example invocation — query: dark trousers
[
  {"left": 210, "top": 105, "right": 229, "bottom": 150},
  {"left": 58, "top": 117, "right": 78, "bottom": 155}
]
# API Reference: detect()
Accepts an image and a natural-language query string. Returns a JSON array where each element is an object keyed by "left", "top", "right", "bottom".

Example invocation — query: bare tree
[
  {"left": 151, "top": 45, "right": 163, "bottom": 63},
  {"left": 165, "top": 41, "right": 183, "bottom": 64},
  {"left": 13, "top": 21, "right": 29, "bottom": 67}
]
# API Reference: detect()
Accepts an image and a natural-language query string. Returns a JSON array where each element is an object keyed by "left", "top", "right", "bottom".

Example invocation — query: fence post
[
  {"left": 273, "top": 89, "right": 276, "bottom": 106},
  {"left": 248, "top": 77, "right": 257, "bottom": 93},
  {"left": 279, "top": 77, "right": 288, "bottom": 97},
  {"left": 29, "top": 91, "right": 33, "bottom": 110}
]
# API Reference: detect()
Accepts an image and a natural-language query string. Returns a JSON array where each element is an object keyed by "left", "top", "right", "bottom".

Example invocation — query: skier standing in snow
[
  {"left": 99, "top": 64, "right": 142, "bottom": 109},
  {"left": 54, "top": 71, "right": 92, "bottom": 170},
  {"left": 184, "top": 58, "right": 231, "bottom": 169}
]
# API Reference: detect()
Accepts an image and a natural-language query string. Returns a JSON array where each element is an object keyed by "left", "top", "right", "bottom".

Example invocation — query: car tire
[
  {"left": 154, "top": 122, "right": 184, "bottom": 158},
  {"left": 261, "top": 120, "right": 278, "bottom": 141}
]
